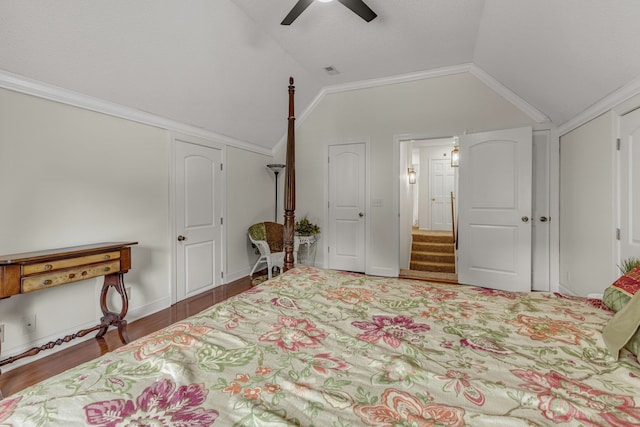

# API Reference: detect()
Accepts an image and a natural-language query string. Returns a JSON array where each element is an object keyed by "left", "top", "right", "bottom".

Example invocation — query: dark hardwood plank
[{"left": 0, "top": 274, "right": 254, "bottom": 397}]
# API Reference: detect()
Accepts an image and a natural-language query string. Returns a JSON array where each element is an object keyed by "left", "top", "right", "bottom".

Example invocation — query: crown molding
[
  {"left": 557, "top": 74, "right": 640, "bottom": 136},
  {"left": 0, "top": 69, "right": 271, "bottom": 156},
  {"left": 272, "top": 64, "right": 473, "bottom": 155},
  {"left": 468, "top": 65, "right": 549, "bottom": 124},
  {"left": 273, "top": 63, "right": 552, "bottom": 155}
]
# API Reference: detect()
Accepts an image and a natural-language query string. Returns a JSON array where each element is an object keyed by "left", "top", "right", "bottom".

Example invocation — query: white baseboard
[{"left": 1, "top": 295, "right": 171, "bottom": 372}]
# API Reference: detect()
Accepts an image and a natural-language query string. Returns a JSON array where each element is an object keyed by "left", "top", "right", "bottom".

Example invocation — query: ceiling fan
[{"left": 281, "top": 0, "right": 377, "bottom": 25}]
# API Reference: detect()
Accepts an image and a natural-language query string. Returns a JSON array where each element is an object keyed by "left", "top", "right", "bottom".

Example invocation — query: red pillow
[{"left": 603, "top": 266, "right": 640, "bottom": 312}]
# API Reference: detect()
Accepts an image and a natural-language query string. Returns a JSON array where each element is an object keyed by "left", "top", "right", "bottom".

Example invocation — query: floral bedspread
[{"left": 2, "top": 266, "right": 640, "bottom": 426}]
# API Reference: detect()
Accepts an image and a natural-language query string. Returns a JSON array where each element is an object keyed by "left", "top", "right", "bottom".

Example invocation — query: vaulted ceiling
[{"left": 2, "top": 0, "right": 640, "bottom": 152}]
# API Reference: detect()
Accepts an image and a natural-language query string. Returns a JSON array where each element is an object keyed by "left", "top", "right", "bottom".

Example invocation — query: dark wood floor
[{"left": 0, "top": 274, "right": 253, "bottom": 397}]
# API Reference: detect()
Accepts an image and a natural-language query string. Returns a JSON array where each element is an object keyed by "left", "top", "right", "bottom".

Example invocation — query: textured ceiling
[{"left": 1, "top": 0, "right": 640, "bottom": 151}]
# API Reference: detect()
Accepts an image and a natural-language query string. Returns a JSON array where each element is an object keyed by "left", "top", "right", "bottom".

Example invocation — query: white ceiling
[{"left": 2, "top": 0, "right": 640, "bottom": 151}]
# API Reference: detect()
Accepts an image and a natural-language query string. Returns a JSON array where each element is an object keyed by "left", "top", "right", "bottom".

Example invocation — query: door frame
[
  {"left": 323, "top": 138, "right": 371, "bottom": 273},
  {"left": 170, "top": 132, "right": 227, "bottom": 304},
  {"left": 394, "top": 129, "right": 559, "bottom": 292}
]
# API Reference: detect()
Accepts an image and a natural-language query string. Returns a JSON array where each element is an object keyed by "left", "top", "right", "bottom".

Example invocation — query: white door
[
  {"left": 620, "top": 108, "right": 640, "bottom": 263},
  {"left": 328, "top": 143, "right": 366, "bottom": 272},
  {"left": 175, "top": 139, "right": 222, "bottom": 301},
  {"left": 532, "top": 131, "right": 550, "bottom": 291},
  {"left": 458, "top": 127, "right": 532, "bottom": 292},
  {"left": 430, "top": 158, "right": 455, "bottom": 231}
]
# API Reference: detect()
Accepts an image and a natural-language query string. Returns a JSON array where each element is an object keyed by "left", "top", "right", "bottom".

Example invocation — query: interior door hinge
[
  {"left": 221, "top": 217, "right": 224, "bottom": 225},
  {"left": 616, "top": 228, "right": 621, "bottom": 240},
  {"left": 221, "top": 271, "right": 224, "bottom": 279},
  {"left": 221, "top": 163, "right": 224, "bottom": 171},
  {"left": 616, "top": 138, "right": 621, "bottom": 151}
]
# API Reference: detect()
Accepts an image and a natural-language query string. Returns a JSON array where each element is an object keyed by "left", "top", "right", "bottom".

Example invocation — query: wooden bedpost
[{"left": 283, "top": 77, "right": 296, "bottom": 271}]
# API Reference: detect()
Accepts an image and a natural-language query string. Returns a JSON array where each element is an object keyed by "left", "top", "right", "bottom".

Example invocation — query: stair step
[
  {"left": 410, "top": 251, "right": 455, "bottom": 263},
  {"left": 410, "top": 260, "right": 456, "bottom": 273},
  {"left": 412, "top": 233, "right": 453, "bottom": 244},
  {"left": 412, "top": 242, "right": 454, "bottom": 253}
]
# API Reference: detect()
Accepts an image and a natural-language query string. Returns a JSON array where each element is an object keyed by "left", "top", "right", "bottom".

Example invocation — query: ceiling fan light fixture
[
  {"left": 281, "top": 0, "right": 376, "bottom": 25},
  {"left": 318, "top": 0, "right": 333, "bottom": 3}
]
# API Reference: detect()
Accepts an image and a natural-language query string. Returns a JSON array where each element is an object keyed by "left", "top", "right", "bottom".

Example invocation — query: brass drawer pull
[
  {"left": 69, "top": 273, "right": 76, "bottom": 279},
  {"left": 44, "top": 279, "right": 52, "bottom": 285},
  {"left": 104, "top": 267, "right": 111, "bottom": 272},
  {"left": 104, "top": 255, "right": 110, "bottom": 260},
  {"left": 45, "top": 264, "right": 52, "bottom": 270}
]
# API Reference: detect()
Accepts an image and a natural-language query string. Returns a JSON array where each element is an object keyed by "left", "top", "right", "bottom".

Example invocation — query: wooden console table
[{"left": 0, "top": 242, "right": 137, "bottom": 370}]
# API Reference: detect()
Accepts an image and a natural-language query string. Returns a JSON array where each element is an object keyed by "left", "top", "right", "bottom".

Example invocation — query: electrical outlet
[
  {"left": 22, "top": 314, "right": 36, "bottom": 335},
  {"left": 0, "top": 324, "right": 4, "bottom": 342}
]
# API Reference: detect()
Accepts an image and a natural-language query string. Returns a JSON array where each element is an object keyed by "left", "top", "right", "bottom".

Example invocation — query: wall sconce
[
  {"left": 451, "top": 146, "right": 459, "bottom": 167},
  {"left": 407, "top": 167, "right": 417, "bottom": 184}
]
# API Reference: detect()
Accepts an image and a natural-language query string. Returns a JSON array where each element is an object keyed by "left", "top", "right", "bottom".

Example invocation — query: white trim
[
  {"left": 0, "top": 69, "right": 271, "bottom": 156},
  {"left": 558, "top": 284, "right": 576, "bottom": 296},
  {"left": 322, "top": 64, "right": 471, "bottom": 95},
  {"left": 323, "top": 138, "right": 371, "bottom": 273},
  {"left": 170, "top": 133, "right": 227, "bottom": 303},
  {"left": 547, "top": 128, "right": 560, "bottom": 294},
  {"left": 469, "top": 65, "right": 549, "bottom": 124},
  {"left": 2, "top": 295, "right": 170, "bottom": 372},
  {"left": 557, "top": 74, "right": 640, "bottom": 136},
  {"left": 273, "top": 63, "right": 550, "bottom": 155}
]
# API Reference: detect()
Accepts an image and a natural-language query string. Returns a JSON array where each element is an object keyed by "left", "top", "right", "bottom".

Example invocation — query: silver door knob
[
  {"left": 521, "top": 216, "right": 529, "bottom": 223},
  {"left": 177, "top": 235, "right": 187, "bottom": 241},
  {"left": 539, "top": 216, "right": 549, "bottom": 222},
  {"left": 359, "top": 212, "right": 364, "bottom": 217}
]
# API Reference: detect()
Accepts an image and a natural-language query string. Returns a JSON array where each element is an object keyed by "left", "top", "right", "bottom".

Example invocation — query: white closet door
[
  {"left": 458, "top": 127, "right": 532, "bottom": 292},
  {"left": 620, "top": 108, "right": 640, "bottom": 263}
]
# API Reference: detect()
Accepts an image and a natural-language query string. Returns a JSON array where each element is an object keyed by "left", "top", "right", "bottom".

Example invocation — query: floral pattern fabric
[{"left": 3, "top": 267, "right": 640, "bottom": 426}]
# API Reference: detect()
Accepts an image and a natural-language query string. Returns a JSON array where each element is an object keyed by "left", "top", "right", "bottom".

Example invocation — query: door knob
[
  {"left": 539, "top": 216, "right": 549, "bottom": 222},
  {"left": 521, "top": 216, "right": 529, "bottom": 223},
  {"left": 177, "top": 235, "right": 187, "bottom": 241},
  {"left": 359, "top": 212, "right": 365, "bottom": 217}
]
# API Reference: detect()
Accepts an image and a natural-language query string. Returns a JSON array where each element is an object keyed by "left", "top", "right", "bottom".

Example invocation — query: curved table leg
[{"left": 96, "top": 272, "right": 130, "bottom": 344}]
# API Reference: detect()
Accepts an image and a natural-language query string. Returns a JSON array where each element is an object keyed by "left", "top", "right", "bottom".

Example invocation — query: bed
[
  {"left": 2, "top": 79, "right": 640, "bottom": 426},
  {"left": 1, "top": 266, "right": 639, "bottom": 426}
]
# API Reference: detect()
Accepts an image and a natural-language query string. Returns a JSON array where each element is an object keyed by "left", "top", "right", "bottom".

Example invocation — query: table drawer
[
  {"left": 22, "top": 260, "right": 121, "bottom": 293},
  {"left": 23, "top": 251, "right": 121, "bottom": 276}
]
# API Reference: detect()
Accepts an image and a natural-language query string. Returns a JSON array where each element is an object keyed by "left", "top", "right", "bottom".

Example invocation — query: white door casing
[
  {"left": 328, "top": 143, "right": 366, "bottom": 272},
  {"left": 620, "top": 108, "right": 640, "bottom": 263},
  {"left": 458, "top": 127, "right": 532, "bottom": 292},
  {"left": 430, "top": 158, "right": 455, "bottom": 231},
  {"left": 532, "top": 130, "right": 551, "bottom": 291},
  {"left": 174, "top": 139, "right": 223, "bottom": 301}
]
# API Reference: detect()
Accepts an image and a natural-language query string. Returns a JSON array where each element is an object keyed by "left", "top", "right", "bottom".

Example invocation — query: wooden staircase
[{"left": 410, "top": 230, "right": 456, "bottom": 273}]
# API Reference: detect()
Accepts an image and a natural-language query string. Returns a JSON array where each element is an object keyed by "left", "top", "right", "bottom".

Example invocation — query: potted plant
[{"left": 294, "top": 216, "right": 320, "bottom": 236}]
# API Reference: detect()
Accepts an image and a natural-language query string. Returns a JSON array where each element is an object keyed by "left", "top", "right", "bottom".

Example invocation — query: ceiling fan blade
[
  {"left": 337, "top": 0, "right": 377, "bottom": 22},
  {"left": 281, "top": 0, "right": 314, "bottom": 25}
]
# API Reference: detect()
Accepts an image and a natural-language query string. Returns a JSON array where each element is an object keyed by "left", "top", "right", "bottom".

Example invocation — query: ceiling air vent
[{"left": 324, "top": 66, "right": 340, "bottom": 76}]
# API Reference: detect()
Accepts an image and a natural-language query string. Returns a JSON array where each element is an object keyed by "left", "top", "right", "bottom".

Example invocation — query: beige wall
[
  {"left": 225, "top": 146, "right": 275, "bottom": 277},
  {"left": 0, "top": 87, "right": 170, "bottom": 357},
  {"left": 559, "top": 111, "right": 617, "bottom": 295},
  {"left": 0, "top": 87, "right": 274, "bottom": 363},
  {"left": 287, "top": 72, "right": 535, "bottom": 273}
]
